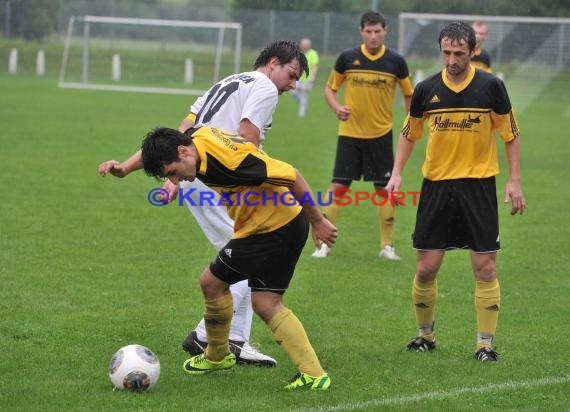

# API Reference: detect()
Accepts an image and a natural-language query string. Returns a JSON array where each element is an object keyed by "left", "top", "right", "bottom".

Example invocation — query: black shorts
[
  {"left": 209, "top": 211, "right": 309, "bottom": 294},
  {"left": 412, "top": 177, "right": 500, "bottom": 252},
  {"left": 332, "top": 132, "right": 394, "bottom": 186}
]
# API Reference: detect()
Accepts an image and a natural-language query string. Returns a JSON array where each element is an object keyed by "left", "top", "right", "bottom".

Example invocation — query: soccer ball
[{"left": 108, "top": 344, "right": 161, "bottom": 392}]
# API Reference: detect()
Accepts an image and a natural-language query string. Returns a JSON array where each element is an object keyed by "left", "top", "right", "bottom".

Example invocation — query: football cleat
[
  {"left": 311, "top": 243, "right": 331, "bottom": 258},
  {"left": 475, "top": 347, "right": 499, "bottom": 362},
  {"left": 182, "top": 330, "right": 207, "bottom": 356},
  {"left": 182, "top": 330, "right": 277, "bottom": 367},
  {"left": 379, "top": 245, "right": 402, "bottom": 260},
  {"left": 183, "top": 353, "right": 236, "bottom": 375},
  {"left": 230, "top": 341, "right": 277, "bottom": 367},
  {"left": 285, "top": 372, "right": 331, "bottom": 390},
  {"left": 406, "top": 336, "right": 436, "bottom": 352}
]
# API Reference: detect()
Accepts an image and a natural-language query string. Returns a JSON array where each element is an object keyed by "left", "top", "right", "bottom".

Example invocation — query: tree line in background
[
  {"left": 236, "top": 0, "right": 570, "bottom": 16},
  {"left": 2, "top": 0, "right": 569, "bottom": 40}
]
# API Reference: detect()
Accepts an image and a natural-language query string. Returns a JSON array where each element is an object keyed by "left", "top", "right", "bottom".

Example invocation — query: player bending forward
[{"left": 141, "top": 126, "right": 337, "bottom": 390}]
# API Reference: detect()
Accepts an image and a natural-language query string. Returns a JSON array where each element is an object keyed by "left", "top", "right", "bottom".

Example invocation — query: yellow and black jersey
[
  {"left": 327, "top": 44, "right": 414, "bottom": 139},
  {"left": 401, "top": 66, "right": 520, "bottom": 181},
  {"left": 189, "top": 127, "right": 302, "bottom": 238},
  {"left": 471, "top": 47, "right": 492, "bottom": 73}
]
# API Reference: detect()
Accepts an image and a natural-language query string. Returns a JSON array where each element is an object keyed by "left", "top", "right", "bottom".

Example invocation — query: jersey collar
[
  {"left": 441, "top": 64, "right": 476, "bottom": 93},
  {"left": 361, "top": 44, "right": 386, "bottom": 61}
]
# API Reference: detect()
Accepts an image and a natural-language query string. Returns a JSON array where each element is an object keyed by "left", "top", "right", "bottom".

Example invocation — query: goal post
[
  {"left": 397, "top": 13, "right": 570, "bottom": 110},
  {"left": 58, "top": 16, "right": 242, "bottom": 96}
]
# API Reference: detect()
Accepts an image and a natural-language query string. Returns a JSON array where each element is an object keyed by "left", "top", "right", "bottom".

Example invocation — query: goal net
[
  {"left": 397, "top": 13, "right": 570, "bottom": 111},
  {"left": 58, "top": 16, "right": 242, "bottom": 95}
]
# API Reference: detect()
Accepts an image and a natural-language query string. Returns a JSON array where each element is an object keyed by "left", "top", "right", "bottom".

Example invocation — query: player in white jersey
[
  {"left": 100, "top": 41, "right": 309, "bottom": 366},
  {"left": 185, "top": 71, "right": 276, "bottom": 145}
]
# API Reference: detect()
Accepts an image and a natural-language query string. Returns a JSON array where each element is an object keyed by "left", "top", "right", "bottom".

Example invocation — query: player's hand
[
  {"left": 161, "top": 179, "right": 179, "bottom": 204},
  {"left": 504, "top": 179, "right": 526, "bottom": 215},
  {"left": 311, "top": 216, "right": 338, "bottom": 248},
  {"left": 98, "top": 160, "right": 128, "bottom": 178},
  {"left": 336, "top": 105, "right": 351, "bottom": 121},
  {"left": 385, "top": 175, "right": 401, "bottom": 196}
]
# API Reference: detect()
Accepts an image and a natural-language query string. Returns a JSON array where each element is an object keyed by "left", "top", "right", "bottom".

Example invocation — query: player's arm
[
  {"left": 98, "top": 150, "right": 142, "bottom": 178},
  {"left": 385, "top": 133, "right": 416, "bottom": 194},
  {"left": 388, "top": 78, "right": 425, "bottom": 192},
  {"left": 403, "top": 95, "right": 412, "bottom": 113},
  {"left": 178, "top": 113, "right": 196, "bottom": 132},
  {"left": 491, "top": 79, "right": 525, "bottom": 215},
  {"left": 398, "top": 75, "right": 414, "bottom": 113},
  {"left": 237, "top": 149, "right": 336, "bottom": 247},
  {"left": 238, "top": 119, "right": 261, "bottom": 147},
  {"left": 324, "top": 85, "right": 350, "bottom": 121},
  {"left": 100, "top": 112, "right": 196, "bottom": 178},
  {"left": 240, "top": 80, "right": 277, "bottom": 146},
  {"left": 504, "top": 135, "right": 526, "bottom": 215},
  {"left": 292, "top": 169, "right": 338, "bottom": 248}
]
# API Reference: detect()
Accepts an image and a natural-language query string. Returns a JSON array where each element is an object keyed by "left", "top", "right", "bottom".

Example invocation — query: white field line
[{"left": 291, "top": 374, "right": 570, "bottom": 412}]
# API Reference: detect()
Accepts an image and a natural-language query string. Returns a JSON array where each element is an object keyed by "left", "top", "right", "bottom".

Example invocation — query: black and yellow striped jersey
[
  {"left": 327, "top": 44, "right": 414, "bottom": 139},
  {"left": 401, "top": 66, "right": 520, "bottom": 181},
  {"left": 189, "top": 127, "right": 302, "bottom": 238},
  {"left": 471, "top": 47, "right": 492, "bottom": 73}
]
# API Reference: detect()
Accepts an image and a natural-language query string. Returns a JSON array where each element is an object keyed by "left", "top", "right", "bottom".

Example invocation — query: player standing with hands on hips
[{"left": 385, "top": 21, "right": 526, "bottom": 361}]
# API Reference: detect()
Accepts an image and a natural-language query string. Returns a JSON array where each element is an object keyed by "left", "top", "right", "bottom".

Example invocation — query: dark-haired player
[
  {"left": 141, "top": 126, "right": 336, "bottom": 389},
  {"left": 314, "top": 11, "right": 414, "bottom": 260},
  {"left": 386, "top": 21, "right": 525, "bottom": 362},
  {"left": 99, "top": 41, "right": 308, "bottom": 367}
]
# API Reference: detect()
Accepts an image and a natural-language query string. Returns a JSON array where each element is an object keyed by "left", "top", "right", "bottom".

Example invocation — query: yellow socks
[
  {"left": 412, "top": 278, "right": 437, "bottom": 340},
  {"left": 203, "top": 293, "right": 233, "bottom": 361},
  {"left": 475, "top": 279, "right": 500, "bottom": 349},
  {"left": 322, "top": 190, "right": 341, "bottom": 225},
  {"left": 322, "top": 191, "right": 397, "bottom": 250},
  {"left": 411, "top": 278, "right": 500, "bottom": 349},
  {"left": 377, "top": 203, "right": 396, "bottom": 249},
  {"left": 269, "top": 308, "right": 325, "bottom": 377}
]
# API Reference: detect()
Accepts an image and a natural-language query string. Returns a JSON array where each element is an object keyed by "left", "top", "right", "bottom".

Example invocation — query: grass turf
[{"left": 1, "top": 66, "right": 569, "bottom": 411}]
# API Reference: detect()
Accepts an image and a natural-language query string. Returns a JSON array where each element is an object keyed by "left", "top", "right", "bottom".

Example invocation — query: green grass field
[{"left": 1, "top": 62, "right": 569, "bottom": 411}]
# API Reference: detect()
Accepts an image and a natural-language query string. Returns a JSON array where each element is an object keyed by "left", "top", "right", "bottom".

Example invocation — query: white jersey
[
  {"left": 180, "top": 70, "right": 278, "bottom": 250},
  {"left": 191, "top": 71, "right": 278, "bottom": 140},
  {"left": 182, "top": 72, "right": 280, "bottom": 344}
]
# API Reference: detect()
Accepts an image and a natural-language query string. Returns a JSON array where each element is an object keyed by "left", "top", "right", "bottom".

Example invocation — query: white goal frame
[{"left": 58, "top": 15, "right": 242, "bottom": 95}]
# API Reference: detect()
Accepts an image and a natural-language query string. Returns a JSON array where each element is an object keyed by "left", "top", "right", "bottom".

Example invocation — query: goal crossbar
[
  {"left": 399, "top": 12, "right": 570, "bottom": 25},
  {"left": 77, "top": 15, "right": 242, "bottom": 30}
]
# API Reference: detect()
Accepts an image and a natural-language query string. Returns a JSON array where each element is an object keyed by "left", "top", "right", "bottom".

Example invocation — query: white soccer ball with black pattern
[{"left": 108, "top": 344, "right": 160, "bottom": 391}]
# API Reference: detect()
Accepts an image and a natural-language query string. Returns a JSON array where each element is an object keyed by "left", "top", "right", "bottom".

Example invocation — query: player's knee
[
  {"left": 472, "top": 254, "right": 497, "bottom": 281},
  {"left": 251, "top": 292, "right": 284, "bottom": 323},
  {"left": 416, "top": 263, "right": 439, "bottom": 282},
  {"left": 474, "top": 264, "right": 497, "bottom": 282},
  {"left": 199, "top": 268, "right": 228, "bottom": 298}
]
